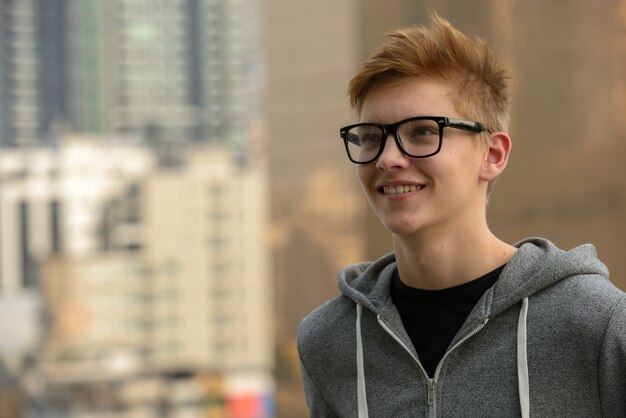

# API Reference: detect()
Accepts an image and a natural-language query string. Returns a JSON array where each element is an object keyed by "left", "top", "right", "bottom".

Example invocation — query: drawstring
[
  {"left": 517, "top": 297, "right": 530, "bottom": 418},
  {"left": 356, "top": 298, "right": 530, "bottom": 418},
  {"left": 356, "top": 304, "right": 369, "bottom": 418}
]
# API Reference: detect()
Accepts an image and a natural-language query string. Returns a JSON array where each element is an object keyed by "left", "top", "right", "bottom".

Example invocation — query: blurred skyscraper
[
  {"left": 0, "top": 137, "right": 274, "bottom": 416},
  {"left": 0, "top": 0, "right": 263, "bottom": 156},
  {"left": 0, "top": 0, "right": 273, "bottom": 416}
]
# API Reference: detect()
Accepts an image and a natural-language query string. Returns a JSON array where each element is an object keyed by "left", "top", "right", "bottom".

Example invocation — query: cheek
[{"left": 438, "top": 146, "right": 483, "bottom": 179}]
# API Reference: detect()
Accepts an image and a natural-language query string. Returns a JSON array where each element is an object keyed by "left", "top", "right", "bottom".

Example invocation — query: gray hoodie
[{"left": 297, "top": 238, "right": 626, "bottom": 417}]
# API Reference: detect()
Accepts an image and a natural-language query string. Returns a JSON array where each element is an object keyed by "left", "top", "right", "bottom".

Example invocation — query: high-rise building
[
  {"left": 141, "top": 147, "right": 272, "bottom": 372},
  {"left": 1, "top": 1, "right": 271, "bottom": 415},
  {"left": 0, "top": 138, "right": 154, "bottom": 292},
  {"left": 0, "top": 0, "right": 263, "bottom": 154},
  {"left": 0, "top": 0, "right": 64, "bottom": 147},
  {"left": 0, "top": 138, "right": 273, "bottom": 415}
]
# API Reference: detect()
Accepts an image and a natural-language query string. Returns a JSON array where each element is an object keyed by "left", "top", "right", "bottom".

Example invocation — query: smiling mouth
[{"left": 382, "top": 185, "right": 424, "bottom": 195}]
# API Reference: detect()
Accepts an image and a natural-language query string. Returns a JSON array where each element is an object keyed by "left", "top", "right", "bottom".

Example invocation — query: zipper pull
[{"left": 427, "top": 379, "right": 436, "bottom": 406}]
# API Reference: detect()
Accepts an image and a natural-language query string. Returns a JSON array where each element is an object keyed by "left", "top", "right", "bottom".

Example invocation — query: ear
[{"left": 479, "top": 132, "right": 512, "bottom": 182}]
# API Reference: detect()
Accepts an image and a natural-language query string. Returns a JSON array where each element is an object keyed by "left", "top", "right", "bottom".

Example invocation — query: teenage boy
[{"left": 297, "top": 14, "right": 626, "bottom": 418}]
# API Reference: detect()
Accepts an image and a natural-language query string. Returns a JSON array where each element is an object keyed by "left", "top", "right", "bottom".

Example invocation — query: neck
[{"left": 393, "top": 222, "right": 516, "bottom": 290}]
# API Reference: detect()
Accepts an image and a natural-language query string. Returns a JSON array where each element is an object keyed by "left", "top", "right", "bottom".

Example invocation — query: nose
[{"left": 375, "top": 134, "right": 409, "bottom": 171}]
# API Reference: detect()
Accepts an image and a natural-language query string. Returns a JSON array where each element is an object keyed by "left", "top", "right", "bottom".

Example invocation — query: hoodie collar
[
  {"left": 490, "top": 237, "right": 609, "bottom": 317},
  {"left": 338, "top": 253, "right": 397, "bottom": 314},
  {"left": 339, "top": 237, "right": 609, "bottom": 319}
]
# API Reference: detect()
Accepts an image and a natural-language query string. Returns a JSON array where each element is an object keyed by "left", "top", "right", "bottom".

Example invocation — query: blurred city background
[{"left": 0, "top": 0, "right": 624, "bottom": 417}]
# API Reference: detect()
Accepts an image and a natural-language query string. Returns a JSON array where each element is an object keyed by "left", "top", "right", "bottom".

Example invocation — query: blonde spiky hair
[{"left": 348, "top": 13, "right": 510, "bottom": 133}]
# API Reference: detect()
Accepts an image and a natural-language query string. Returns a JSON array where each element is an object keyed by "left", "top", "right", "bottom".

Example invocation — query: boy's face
[{"left": 357, "top": 77, "right": 490, "bottom": 238}]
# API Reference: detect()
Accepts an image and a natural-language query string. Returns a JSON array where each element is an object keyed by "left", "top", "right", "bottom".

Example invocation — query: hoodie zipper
[{"left": 378, "top": 315, "right": 489, "bottom": 417}]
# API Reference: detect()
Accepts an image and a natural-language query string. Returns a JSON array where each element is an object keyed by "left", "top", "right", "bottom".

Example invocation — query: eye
[
  {"left": 350, "top": 126, "right": 382, "bottom": 147},
  {"left": 361, "top": 132, "right": 382, "bottom": 144},
  {"left": 400, "top": 120, "right": 440, "bottom": 143},
  {"left": 346, "top": 132, "right": 361, "bottom": 146},
  {"left": 409, "top": 127, "right": 438, "bottom": 137}
]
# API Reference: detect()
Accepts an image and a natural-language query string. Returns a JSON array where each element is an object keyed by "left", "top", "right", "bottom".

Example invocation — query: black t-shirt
[{"left": 390, "top": 264, "right": 505, "bottom": 378}]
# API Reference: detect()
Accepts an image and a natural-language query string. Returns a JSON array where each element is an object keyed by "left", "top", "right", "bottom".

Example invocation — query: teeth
[{"left": 383, "top": 185, "right": 419, "bottom": 194}]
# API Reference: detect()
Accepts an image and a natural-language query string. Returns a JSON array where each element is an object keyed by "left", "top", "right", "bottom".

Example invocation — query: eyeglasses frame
[{"left": 339, "top": 116, "right": 487, "bottom": 164}]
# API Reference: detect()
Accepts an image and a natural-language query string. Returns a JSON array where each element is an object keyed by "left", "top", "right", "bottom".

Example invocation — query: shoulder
[
  {"left": 545, "top": 273, "right": 625, "bottom": 308},
  {"left": 296, "top": 294, "right": 363, "bottom": 380},
  {"left": 535, "top": 273, "right": 626, "bottom": 335},
  {"left": 297, "top": 295, "right": 356, "bottom": 352}
]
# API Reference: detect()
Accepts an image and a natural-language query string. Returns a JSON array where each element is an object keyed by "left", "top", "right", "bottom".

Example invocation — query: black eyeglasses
[{"left": 339, "top": 116, "right": 486, "bottom": 164}]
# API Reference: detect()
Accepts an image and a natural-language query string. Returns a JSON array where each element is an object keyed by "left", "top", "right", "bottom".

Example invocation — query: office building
[
  {"left": 0, "top": 0, "right": 263, "bottom": 155},
  {"left": 0, "top": 137, "right": 154, "bottom": 292},
  {"left": 141, "top": 147, "right": 272, "bottom": 372},
  {"left": 0, "top": 138, "right": 273, "bottom": 415}
]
